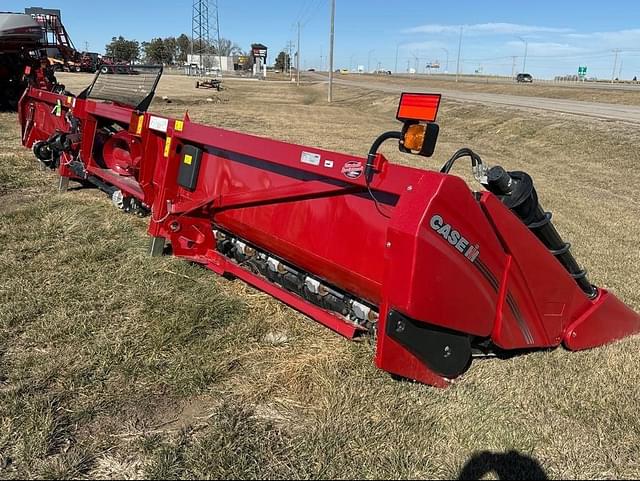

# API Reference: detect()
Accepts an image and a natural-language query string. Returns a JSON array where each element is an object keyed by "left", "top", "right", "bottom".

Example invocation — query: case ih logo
[
  {"left": 341, "top": 161, "right": 363, "bottom": 179},
  {"left": 430, "top": 215, "right": 480, "bottom": 262}
]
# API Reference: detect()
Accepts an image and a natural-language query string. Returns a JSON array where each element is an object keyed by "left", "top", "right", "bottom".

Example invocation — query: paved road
[
  {"left": 312, "top": 74, "right": 640, "bottom": 123},
  {"left": 394, "top": 73, "right": 640, "bottom": 92}
]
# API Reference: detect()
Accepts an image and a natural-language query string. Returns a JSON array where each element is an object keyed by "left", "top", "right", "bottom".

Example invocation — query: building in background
[{"left": 186, "top": 54, "right": 235, "bottom": 75}]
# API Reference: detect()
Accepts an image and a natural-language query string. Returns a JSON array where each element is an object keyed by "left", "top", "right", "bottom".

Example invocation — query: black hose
[
  {"left": 364, "top": 131, "right": 403, "bottom": 219},
  {"left": 440, "top": 148, "right": 483, "bottom": 174},
  {"left": 366, "top": 131, "right": 403, "bottom": 181}
]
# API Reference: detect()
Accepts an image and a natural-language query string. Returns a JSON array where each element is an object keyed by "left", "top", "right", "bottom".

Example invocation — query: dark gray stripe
[
  {"left": 475, "top": 259, "right": 499, "bottom": 291},
  {"left": 506, "top": 293, "right": 534, "bottom": 344},
  {"left": 475, "top": 258, "right": 534, "bottom": 345}
]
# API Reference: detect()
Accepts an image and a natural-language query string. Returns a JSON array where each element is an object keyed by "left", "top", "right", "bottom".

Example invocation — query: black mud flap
[{"left": 387, "top": 310, "right": 472, "bottom": 378}]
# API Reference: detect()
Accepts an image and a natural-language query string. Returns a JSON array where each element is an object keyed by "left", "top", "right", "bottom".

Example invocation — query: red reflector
[
  {"left": 396, "top": 93, "right": 441, "bottom": 122},
  {"left": 24, "top": 66, "right": 32, "bottom": 75}
]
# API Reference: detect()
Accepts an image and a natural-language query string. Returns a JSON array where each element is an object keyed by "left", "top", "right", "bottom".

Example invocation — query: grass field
[
  {"left": 1, "top": 73, "right": 639, "bottom": 479},
  {"left": 334, "top": 72, "right": 640, "bottom": 106}
]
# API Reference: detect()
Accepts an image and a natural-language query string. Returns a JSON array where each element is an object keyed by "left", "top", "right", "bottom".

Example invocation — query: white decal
[
  {"left": 301, "top": 151, "right": 321, "bottom": 166},
  {"left": 149, "top": 116, "right": 169, "bottom": 133}
]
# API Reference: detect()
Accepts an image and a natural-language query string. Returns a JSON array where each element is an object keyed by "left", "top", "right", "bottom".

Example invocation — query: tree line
[{"left": 105, "top": 35, "right": 244, "bottom": 64}]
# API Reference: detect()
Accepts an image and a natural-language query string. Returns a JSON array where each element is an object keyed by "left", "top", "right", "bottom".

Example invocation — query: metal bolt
[
  {"left": 571, "top": 332, "right": 577, "bottom": 338},
  {"left": 407, "top": 185, "right": 413, "bottom": 191},
  {"left": 169, "top": 221, "right": 180, "bottom": 232},
  {"left": 386, "top": 241, "right": 392, "bottom": 248},
  {"left": 444, "top": 346, "right": 452, "bottom": 358},
  {"left": 396, "top": 320, "right": 405, "bottom": 333}
]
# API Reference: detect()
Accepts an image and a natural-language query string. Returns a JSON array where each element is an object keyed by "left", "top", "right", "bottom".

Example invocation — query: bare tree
[{"left": 214, "top": 38, "right": 242, "bottom": 56}]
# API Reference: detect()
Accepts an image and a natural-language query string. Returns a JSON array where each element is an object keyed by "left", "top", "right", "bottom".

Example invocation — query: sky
[{"left": 4, "top": 0, "right": 640, "bottom": 79}]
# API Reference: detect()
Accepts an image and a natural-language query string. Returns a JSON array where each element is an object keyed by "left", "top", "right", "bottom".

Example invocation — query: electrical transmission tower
[
  {"left": 191, "top": 0, "right": 222, "bottom": 75},
  {"left": 192, "top": 0, "right": 211, "bottom": 71}
]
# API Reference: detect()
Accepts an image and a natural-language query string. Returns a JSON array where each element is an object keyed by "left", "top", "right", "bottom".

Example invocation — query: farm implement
[
  {"left": 195, "top": 78, "right": 222, "bottom": 91},
  {"left": 17, "top": 68, "right": 640, "bottom": 387}
]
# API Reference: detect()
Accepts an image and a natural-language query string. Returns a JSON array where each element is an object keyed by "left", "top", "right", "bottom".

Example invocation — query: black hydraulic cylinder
[{"left": 485, "top": 166, "right": 598, "bottom": 299}]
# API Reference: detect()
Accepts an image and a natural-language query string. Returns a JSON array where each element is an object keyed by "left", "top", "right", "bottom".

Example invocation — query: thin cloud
[
  {"left": 565, "top": 28, "right": 640, "bottom": 46},
  {"left": 402, "top": 40, "right": 449, "bottom": 51},
  {"left": 405, "top": 22, "right": 574, "bottom": 36},
  {"left": 504, "top": 41, "right": 587, "bottom": 56}
]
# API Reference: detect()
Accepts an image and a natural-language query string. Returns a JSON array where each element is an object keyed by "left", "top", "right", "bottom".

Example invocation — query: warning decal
[{"left": 341, "top": 161, "right": 363, "bottom": 179}]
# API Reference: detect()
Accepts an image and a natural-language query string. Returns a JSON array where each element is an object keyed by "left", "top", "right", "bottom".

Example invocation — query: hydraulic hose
[{"left": 366, "top": 131, "right": 403, "bottom": 182}]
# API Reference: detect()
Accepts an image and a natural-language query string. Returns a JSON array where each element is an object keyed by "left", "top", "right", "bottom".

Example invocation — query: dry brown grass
[{"left": 0, "top": 73, "right": 639, "bottom": 479}]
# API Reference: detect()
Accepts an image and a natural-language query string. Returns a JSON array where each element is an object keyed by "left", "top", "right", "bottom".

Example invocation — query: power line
[
  {"left": 296, "top": 0, "right": 328, "bottom": 27},
  {"left": 294, "top": 0, "right": 314, "bottom": 23}
]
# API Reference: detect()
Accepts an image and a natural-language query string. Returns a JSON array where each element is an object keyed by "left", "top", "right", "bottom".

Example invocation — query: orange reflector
[
  {"left": 129, "top": 112, "right": 144, "bottom": 135},
  {"left": 396, "top": 93, "right": 441, "bottom": 122},
  {"left": 403, "top": 124, "right": 427, "bottom": 151}
]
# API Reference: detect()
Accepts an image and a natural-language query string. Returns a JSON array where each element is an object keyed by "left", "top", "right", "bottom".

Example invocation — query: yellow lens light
[{"left": 404, "top": 124, "right": 427, "bottom": 151}]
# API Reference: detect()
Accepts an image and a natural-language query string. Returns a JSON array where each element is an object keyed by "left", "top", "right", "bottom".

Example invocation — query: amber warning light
[{"left": 396, "top": 93, "right": 442, "bottom": 123}]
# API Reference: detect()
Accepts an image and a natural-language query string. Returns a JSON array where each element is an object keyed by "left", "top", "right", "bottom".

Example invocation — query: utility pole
[
  {"left": 511, "top": 56, "right": 517, "bottom": 78},
  {"left": 619, "top": 58, "right": 624, "bottom": 80},
  {"left": 517, "top": 36, "right": 528, "bottom": 73},
  {"left": 395, "top": 43, "right": 400, "bottom": 74},
  {"left": 84, "top": 41, "right": 89, "bottom": 52},
  {"left": 297, "top": 21, "right": 301, "bottom": 86},
  {"left": 328, "top": 0, "right": 335, "bottom": 102},
  {"left": 441, "top": 48, "right": 449, "bottom": 73},
  {"left": 367, "top": 49, "right": 374, "bottom": 73},
  {"left": 286, "top": 40, "right": 295, "bottom": 79},
  {"left": 612, "top": 49, "right": 620, "bottom": 83},
  {"left": 456, "top": 26, "right": 463, "bottom": 82}
]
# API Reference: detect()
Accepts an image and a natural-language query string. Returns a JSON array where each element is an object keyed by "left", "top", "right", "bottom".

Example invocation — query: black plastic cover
[{"left": 178, "top": 144, "right": 203, "bottom": 191}]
